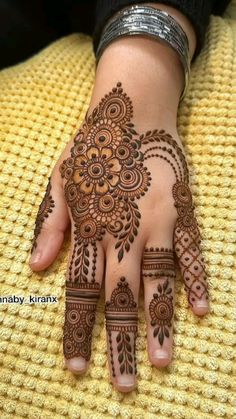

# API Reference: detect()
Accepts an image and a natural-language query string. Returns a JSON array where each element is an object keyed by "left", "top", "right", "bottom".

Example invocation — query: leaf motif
[
  {"left": 120, "top": 364, "right": 125, "bottom": 374},
  {"left": 118, "top": 247, "right": 124, "bottom": 262},
  {"left": 158, "top": 329, "right": 164, "bottom": 346},
  {"left": 164, "top": 327, "right": 170, "bottom": 338},
  {"left": 135, "top": 211, "right": 141, "bottom": 219},
  {"left": 128, "top": 365, "right": 133, "bottom": 374},
  {"left": 115, "top": 240, "right": 122, "bottom": 249},
  {"left": 116, "top": 333, "right": 121, "bottom": 343},
  {"left": 133, "top": 227, "right": 138, "bottom": 236},
  {"left": 166, "top": 289, "right": 172, "bottom": 294},
  {"left": 83, "top": 266, "right": 88, "bottom": 275},
  {"left": 84, "top": 248, "right": 89, "bottom": 257},
  {"left": 125, "top": 334, "right": 130, "bottom": 342},
  {"left": 119, "top": 232, "right": 129, "bottom": 240},
  {"left": 125, "top": 242, "right": 130, "bottom": 252},
  {"left": 118, "top": 353, "right": 124, "bottom": 363},
  {"left": 134, "top": 219, "right": 139, "bottom": 227},
  {"left": 117, "top": 342, "right": 123, "bottom": 352},
  {"left": 129, "top": 234, "right": 134, "bottom": 243},
  {"left": 84, "top": 258, "right": 89, "bottom": 267},
  {"left": 126, "top": 212, "right": 131, "bottom": 222},
  {"left": 125, "top": 223, "right": 131, "bottom": 231},
  {"left": 158, "top": 284, "right": 162, "bottom": 294},
  {"left": 126, "top": 343, "right": 132, "bottom": 352},
  {"left": 153, "top": 327, "right": 159, "bottom": 338},
  {"left": 128, "top": 353, "right": 133, "bottom": 362}
]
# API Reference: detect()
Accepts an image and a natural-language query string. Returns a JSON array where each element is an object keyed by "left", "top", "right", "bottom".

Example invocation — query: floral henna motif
[
  {"left": 149, "top": 279, "right": 174, "bottom": 346},
  {"left": 60, "top": 82, "right": 151, "bottom": 278},
  {"left": 105, "top": 277, "right": 138, "bottom": 377},
  {"left": 142, "top": 248, "right": 175, "bottom": 346},
  {"left": 31, "top": 178, "right": 55, "bottom": 252}
]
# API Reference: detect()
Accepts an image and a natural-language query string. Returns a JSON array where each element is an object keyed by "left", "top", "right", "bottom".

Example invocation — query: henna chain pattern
[
  {"left": 31, "top": 178, "right": 55, "bottom": 252},
  {"left": 149, "top": 279, "right": 174, "bottom": 346},
  {"left": 105, "top": 277, "right": 138, "bottom": 377},
  {"left": 60, "top": 82, "right": 208, "bottom": 361},
  {"left": 142, "top": 247, "right": 175, "bottom": 280}
]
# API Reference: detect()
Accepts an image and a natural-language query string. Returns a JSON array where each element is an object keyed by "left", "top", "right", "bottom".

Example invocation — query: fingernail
[
  {"left": 195, "top": 301, "right": 209, "bottom": 308},
  {"left": 30, "top": 252, "right": 41, "bottom": 264},
  {"left": 66, "top": 357, "right": 87, "bottom": 371},
  {"left": 117, "top": 375, "right": 135, "bottom": 387},
  {"left": 153, "top": 349, "right": 170, "bottom": 359}
]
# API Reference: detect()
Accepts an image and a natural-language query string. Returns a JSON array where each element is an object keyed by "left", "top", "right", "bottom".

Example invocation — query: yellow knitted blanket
[{"left": 0, "top": 3, "right": 235, "bottom": 418}]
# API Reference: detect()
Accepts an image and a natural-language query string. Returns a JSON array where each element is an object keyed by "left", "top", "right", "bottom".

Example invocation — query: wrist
[{"left": 90, "top": 36, "right": 182, "bottom": 128}]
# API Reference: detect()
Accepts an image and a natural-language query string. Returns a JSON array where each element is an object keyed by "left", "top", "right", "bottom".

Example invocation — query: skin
[{"left": 29, "top": 4, "right": 209, "bottom": 393}]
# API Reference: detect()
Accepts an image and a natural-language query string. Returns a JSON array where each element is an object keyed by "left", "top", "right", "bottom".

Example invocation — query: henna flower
[
  {"left": 73, "top": 145, "right": 122, "bottom": 195},
  {"left": 86, "top": 118, "right": 123, "bottom": 149}
]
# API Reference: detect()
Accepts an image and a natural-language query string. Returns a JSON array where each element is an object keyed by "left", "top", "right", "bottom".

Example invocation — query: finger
[
  {"left": 63, "top": 232, "right": 104, "bottom": 375},
  {"left": 174, "top": 221, "right": 209, "bottom": 316},
  {"left": 29, "top": 173, "right": 70, "bottom": 271},
  {"left": 104, "top": 246, "right": 141, "bottom": 393},
  {"left": 142, "top": 245, "right": 175, "bottom": 368}
]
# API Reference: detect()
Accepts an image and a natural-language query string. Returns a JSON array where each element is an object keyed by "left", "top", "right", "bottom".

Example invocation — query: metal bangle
[{"left": 96, "top": 5, "right": 190, "bottom": 101}]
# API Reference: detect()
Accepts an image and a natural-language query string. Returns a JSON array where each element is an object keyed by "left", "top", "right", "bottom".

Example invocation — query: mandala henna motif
[
  {"left": 31, "top": 178, "right": 55, "bottom": 252},
  {"left": 105, "top": 277, "right": 138, "bottom": 377},
  {"left": 149, "top": 279, "right": 174, "bottom": 346}
]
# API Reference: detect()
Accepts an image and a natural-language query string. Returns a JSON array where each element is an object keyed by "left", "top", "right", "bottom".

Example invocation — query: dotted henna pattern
[
  {"left": 105, "top": 277, "right": 138, "bottom": 377},
  {"left": 141, "top": 130, "right": 209, "bottom": 307},
  {"left": 31, "top": 178, "right": 55, "bottom": 252}
]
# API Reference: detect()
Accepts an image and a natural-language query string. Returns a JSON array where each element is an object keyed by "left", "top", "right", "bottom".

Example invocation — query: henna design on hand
[
  {"left": 149, "top": 279, "right": 174, "bottom": 346},
  {"left": 105, "top": 277, "right": 138, "bottom": 377},
  {"left": 31, "top": 178, "right": 55, "bottom": 252},
  {"left": 60, "top": 82, "right": 152, "bottom": 271},
  {"left": 63, "top": 281, "right": 100, "bottom": 360},
  {"left": 141, "top": 131, "right": 209, "bottom": 306},
  {"left": 142, "top": 248, "right": 175, "bottom": 345},
  {"left": 60, "top": 83, "right": 209, "bottom": 363}
]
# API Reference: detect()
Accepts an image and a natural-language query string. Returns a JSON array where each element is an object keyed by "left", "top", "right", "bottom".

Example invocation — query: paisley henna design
[
  {"left": 149, "top": 279, "right": 174, "bottom": 346},
  {"left": 31, "top": 178, "right": 55, "bottom": 252},
  {"left": 105, "top": 277, "right": 138, "bottom": 377},
  {"left": 142, "top": 247, "right": 175, "bottom": 280}
]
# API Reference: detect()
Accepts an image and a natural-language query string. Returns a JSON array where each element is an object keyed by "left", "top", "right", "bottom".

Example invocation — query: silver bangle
[{"left": 96, "top": 5, "right": 190, "bottom": 101}]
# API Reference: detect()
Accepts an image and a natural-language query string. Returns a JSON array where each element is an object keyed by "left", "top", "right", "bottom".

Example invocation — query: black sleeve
[{"left": 92, "top": 0, "right": 231, "bottom": 59}]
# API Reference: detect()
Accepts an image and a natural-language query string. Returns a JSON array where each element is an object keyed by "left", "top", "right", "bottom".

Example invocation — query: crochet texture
[{"left": 0, "top": 3, "right": 235, "bottom": 418}]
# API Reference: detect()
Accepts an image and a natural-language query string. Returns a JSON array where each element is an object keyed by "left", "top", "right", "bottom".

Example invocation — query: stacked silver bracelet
[{"left": 96, "top": 5, "right": 190, "bottom": 100}]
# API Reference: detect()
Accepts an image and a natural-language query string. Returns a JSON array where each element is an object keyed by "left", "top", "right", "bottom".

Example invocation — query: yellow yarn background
[{"left": 0, "top": 3, "right": 235, "bottom": 418}]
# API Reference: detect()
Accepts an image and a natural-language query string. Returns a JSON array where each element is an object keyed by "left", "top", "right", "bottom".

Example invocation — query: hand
[{"left": 30, "top": 81, "right": 209, "bottom": 392}]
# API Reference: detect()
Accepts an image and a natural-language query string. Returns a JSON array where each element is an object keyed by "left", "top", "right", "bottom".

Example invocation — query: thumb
[{"left": 29, "top": 172, "right": 70, "bottom": 271}]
